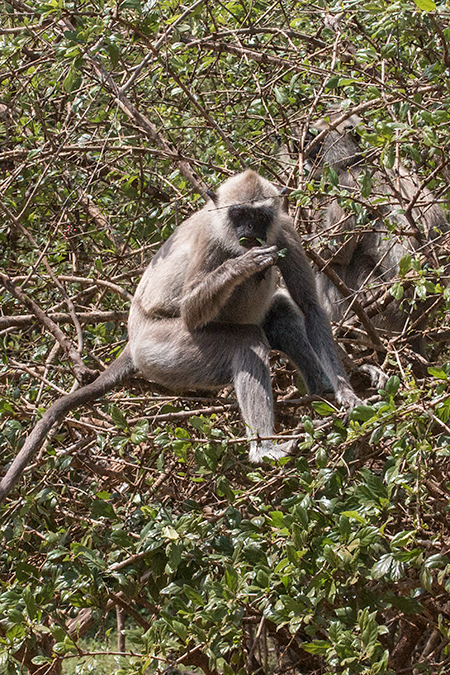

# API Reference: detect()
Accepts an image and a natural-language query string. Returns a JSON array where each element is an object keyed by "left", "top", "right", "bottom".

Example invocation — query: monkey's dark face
[
  {"left": 304, "top": 130, "right": 322, "bottom": 163},
  {"left": 228, "top": 204, "right": 275, "bottom": 249}
]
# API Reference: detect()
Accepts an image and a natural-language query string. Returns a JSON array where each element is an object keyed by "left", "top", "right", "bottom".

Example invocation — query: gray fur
[
  {"left": 0, "top": 170, "right": 359, "bottom": 500},
  {"left": 130, "top": 169, "right": 359, "bottom": 461},
  {"left": 307, "top": 114, "right": 448, "bottom": 355}
]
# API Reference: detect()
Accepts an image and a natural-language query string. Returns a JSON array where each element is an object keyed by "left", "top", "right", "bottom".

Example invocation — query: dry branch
[
  {"left": 88, "top": 59, "right": 211, "bottom": 199},
  {"left": 0, "top": 202, "right": 87, "bottom": 354},
  {"left": 303, "top": 247, "right": 385, "bottom": 350},
  {"left": 0, "top": 310, "right": 128, "bottom": 330},
  {"left": 0, "top": 273, "right": 98, "bottom": 382}
]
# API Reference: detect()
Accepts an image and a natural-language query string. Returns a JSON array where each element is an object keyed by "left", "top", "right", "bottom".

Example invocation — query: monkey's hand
[
  {"left": 181, "top": 245, "right": 279, "bottom": 331},
  {"left": 238, "top": 245, "right": 278, "bottom": 276},
  {"left": 335, "top": 376, "right": 362, "bottom": 412}
]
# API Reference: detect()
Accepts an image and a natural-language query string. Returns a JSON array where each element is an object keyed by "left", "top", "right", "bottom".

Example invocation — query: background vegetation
[{"left": 1, "top": 0, "right": 450, "bottom": 673}]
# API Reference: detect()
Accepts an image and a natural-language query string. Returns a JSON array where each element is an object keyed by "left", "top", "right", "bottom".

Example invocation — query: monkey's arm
[
  {"left": 277, "top": 223, "right": 359, "bottom": 409},
  {"left": 181, "top": 246, "right": 278, "bottom": 331},
  {"left": 0, "top": 346, "right": 136, "bottom": 503}
]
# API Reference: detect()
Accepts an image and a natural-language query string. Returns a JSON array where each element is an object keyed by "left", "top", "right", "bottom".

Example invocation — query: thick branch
[{"left": 108, "top": 592, "right": 150, "bottom": 630}]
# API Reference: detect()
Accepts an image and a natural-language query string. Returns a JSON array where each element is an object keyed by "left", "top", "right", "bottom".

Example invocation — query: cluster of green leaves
[
  {"left": 2, "top": 376, "right": 450, "bottom": 674},
  {"left": 2, "top": 0, "right": 450, "bottom": 673}
]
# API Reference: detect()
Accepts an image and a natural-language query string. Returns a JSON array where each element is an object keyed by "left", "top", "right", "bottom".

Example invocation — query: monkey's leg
[
  {"left": 262, "top": 291, "right": 333, "bottom": 395},
  {"left": 230, "top": 327, "right": 296, "bottom": 463},
  {"left": 131, "top": 320, "right": 294, "bottom": 463},
  {"left": 276, "top": 226, "right": 360, "bottom": 410}
]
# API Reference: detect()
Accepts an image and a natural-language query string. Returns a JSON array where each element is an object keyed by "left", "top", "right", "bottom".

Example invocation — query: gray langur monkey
[
  {"left": 292, "top": 112, "right": 448, "bottom": 357},
  {"left": 0, "top": 169, "right": 359, "bottom": 503}
]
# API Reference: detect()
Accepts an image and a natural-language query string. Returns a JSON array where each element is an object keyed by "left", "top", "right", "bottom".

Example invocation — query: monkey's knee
[
  {"left": 263, "top": 291, "right": 294, "bottom": 334},
  {"left": 231, "top": 325, "right": 271, "bottom": 372}
]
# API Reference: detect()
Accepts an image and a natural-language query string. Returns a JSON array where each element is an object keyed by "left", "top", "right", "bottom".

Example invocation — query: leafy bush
[{"left": 1, "top": 0, "right": 450, "bottom": 673}]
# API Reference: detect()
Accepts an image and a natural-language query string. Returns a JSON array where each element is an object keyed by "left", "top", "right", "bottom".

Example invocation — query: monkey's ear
[{"left": 206, "top": 189, "right": 218, "bottom": 205}]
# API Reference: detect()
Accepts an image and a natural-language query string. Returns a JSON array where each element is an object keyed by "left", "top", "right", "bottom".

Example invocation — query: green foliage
[
  {"left": 2, "top": 377, "right": 450, "bottom": 673},
  {"left": 1, "top": 0, "right": 450, "bottom": 673}
]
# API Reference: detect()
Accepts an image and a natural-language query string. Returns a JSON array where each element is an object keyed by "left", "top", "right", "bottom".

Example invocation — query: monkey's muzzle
[{"left": 239, "top": 237, "right": 264, "bottom": 249}]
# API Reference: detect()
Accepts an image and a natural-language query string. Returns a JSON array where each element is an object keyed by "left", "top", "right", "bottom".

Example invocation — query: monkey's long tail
[{"left": 0, "top": 346, "right": 136, "bottom": 504}]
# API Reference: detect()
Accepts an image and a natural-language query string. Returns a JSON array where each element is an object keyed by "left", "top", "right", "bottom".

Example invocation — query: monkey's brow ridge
[{"left": 207, "top": 194, "right": 280, "bottom": 211}]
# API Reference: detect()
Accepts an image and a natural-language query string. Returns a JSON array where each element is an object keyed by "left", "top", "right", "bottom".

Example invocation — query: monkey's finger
[
  {"left": 244, "top": 244, "right": 277, "bottom": 254},
  {"left": 250, "top": 246, "right": 279, "bottom": 267},
  {"left": 255, "top": 254, "right": 278, "bottom": 268}
]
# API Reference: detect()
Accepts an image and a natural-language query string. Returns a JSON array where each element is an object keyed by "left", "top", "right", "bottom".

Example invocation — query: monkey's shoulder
[
  {"left": 130, "top": 210, "right": 218, "bottom": 320},
  {"left": 276, "top": 214, "right": 306, "bottom": 250},
  {"left": 144, "top": 213, "right": 211, "bottom": 276}
]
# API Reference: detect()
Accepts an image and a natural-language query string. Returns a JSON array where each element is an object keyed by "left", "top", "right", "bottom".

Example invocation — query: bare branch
[
  {"left": 0, "top": 310, "right": 128, "bottom": 331},
  {"left": 0, "top": 273, "right": 98, "bottom": 382}
]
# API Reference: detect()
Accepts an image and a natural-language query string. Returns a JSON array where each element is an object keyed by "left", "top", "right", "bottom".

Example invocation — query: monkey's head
[
  {"left": 209, "top": 170, "right": 281, "bottom": 250},
  {"left": 309, "top": 111, "right": 363, "bottom": 173}
]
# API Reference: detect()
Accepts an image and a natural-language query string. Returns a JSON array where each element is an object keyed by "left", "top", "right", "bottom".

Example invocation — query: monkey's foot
[
  {"left": 248, "top": 439, "right": 297, "bottom": 464},
  {"left": 335, "top": 376, "right": 362, "bottom": 412},
  {"left": 357, "top": 364, "right": 389, "bottom": 390}
]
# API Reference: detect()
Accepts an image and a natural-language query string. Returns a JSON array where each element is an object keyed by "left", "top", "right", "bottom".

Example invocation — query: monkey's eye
[{"left": 229, "top": 205, "right": 275, "bottom": 240}]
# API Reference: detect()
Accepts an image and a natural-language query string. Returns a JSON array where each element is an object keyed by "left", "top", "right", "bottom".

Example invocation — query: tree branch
[
  {"left": 0, "top": 274, "right": 98, "bottom": 382},
  {"left": 87, "top": 59, "right": 211, "bottom": 200},
  {"left": 0, "top": 309, "right": 128, "bottom": 330},
  {"left": 303, "top": 247, "right": 385, "bottom": 350}
]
